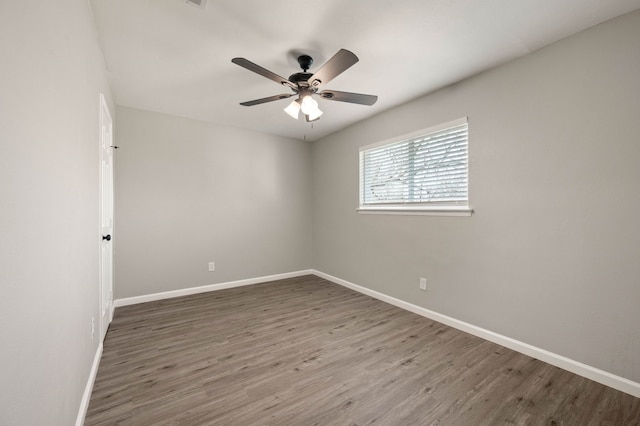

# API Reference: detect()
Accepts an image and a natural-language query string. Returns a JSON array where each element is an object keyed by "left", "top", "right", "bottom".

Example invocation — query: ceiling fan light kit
[{"left": 232, "top": 49, "right": 377, "bottom": 123}]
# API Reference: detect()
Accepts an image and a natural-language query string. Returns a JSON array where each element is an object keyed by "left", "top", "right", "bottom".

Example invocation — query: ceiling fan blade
[
  {"left": 318, "top": 90, "right": 378, "bottom": 106},
  {"left": 239, "top": 93, "right": 293, "bottom": 106},
  {"left": 308, "top": 49, "right": 359, "bottom": 89},
  {"left": 232, "top": 58, "right": 296, "bottom": 89}
]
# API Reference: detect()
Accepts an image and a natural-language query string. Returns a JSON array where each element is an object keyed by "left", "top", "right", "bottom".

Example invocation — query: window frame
[{"left": 358, "top": 117, "right": 472, "bottom": 217}]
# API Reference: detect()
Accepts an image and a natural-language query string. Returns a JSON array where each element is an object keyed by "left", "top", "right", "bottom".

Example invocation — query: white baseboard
[
  {"left": 114, "top": 269, "right": 314, "bottom": 308},
  {"left": 76, "top": 341, "right": 103, "bottom": 426},
  {"left": 312, "top": 269, "right": 640, "bottom": 399}
]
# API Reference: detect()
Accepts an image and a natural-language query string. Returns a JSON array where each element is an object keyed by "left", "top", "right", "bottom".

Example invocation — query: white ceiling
[{"left": 89, "top": 0, "right": 640, "bottom": 141}]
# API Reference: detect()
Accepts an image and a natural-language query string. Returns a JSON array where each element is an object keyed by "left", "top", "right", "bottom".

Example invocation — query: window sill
[{"left": 357, "top": 206, "right": 473, "bottom": 217}]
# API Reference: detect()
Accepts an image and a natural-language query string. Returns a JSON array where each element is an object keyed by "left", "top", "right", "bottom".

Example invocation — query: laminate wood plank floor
[{"left": 86, "top": 275, "right": 640, "bottom": 425}]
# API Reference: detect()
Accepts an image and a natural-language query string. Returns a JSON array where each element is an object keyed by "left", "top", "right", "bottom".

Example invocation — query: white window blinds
[{"left": 360, "top": 118, "right": 468, "bottom": 207}]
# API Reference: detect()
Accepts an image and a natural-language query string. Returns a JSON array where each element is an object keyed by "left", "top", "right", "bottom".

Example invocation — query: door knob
[{"left": 102, "top": 234, "right": 112, "bottom": 241}]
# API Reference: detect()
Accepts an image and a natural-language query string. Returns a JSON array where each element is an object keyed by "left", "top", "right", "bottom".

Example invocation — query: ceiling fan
[{"left": 231, "top": 49, "right": 378, "bottom": 122}]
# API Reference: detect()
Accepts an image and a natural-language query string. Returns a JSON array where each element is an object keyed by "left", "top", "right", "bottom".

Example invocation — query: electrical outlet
[
  {"left": 419, "top": 278, "right": 427, "bottom": 291},
  {"left": 91, "top": 317, "right": 95, "bottom": 339},
  {"left": 208, "top": 262, "right": 215, "bottom": 272}
]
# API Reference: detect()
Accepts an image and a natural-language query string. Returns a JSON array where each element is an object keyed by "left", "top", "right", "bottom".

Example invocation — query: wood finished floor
[{"left": 86, "top": 275, "right": 640, "bottom": 425}]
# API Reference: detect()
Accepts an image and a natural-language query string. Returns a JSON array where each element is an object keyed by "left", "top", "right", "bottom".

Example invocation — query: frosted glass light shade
[
  {"left": 300, "top": 95, "right": 319, "bottom": 115},
  {"left": 284, "top": 100, "right": 300, "bottom": 119},
  {"left": 307, "top": 108, "right": 323, "bottom": 121}
]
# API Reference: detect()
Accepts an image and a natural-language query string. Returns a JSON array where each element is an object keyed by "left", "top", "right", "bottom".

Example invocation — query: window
[{"left": 359, "top": 118, "right": 471, "bottom": 216}]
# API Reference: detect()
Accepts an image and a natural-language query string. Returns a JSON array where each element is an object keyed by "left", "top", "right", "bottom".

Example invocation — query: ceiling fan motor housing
[{"left": 288, "top": 72, "right": 313, "bottom": 86}]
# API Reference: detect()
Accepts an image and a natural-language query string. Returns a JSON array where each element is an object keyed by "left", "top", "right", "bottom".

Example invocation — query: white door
[{"left": 99, "top": 93, "right": 114, "bottom": 341}]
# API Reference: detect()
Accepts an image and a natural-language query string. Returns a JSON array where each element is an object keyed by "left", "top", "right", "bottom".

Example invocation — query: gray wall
[
  {"left": 114, "top": 107, "right": 312, "bottom": 298},
  {"left": 1, "top": 4, "right": 637, "bottom": 424},
  {"left": 312, "top": 10, "right": 640, "bottom": 382},
  {"left": 0, "top": 1, "right": 113, "bottom": 425}
]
